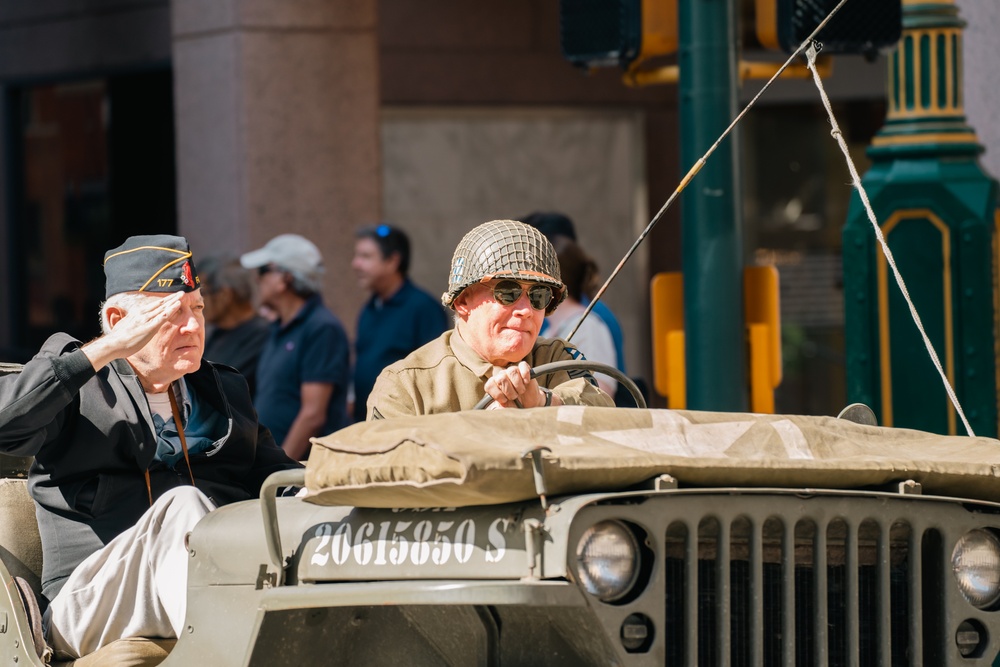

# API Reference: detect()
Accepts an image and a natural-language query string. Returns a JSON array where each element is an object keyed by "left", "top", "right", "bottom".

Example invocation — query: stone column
[{"left": 171, "top": 0, "right": 380, "bottom": 327}]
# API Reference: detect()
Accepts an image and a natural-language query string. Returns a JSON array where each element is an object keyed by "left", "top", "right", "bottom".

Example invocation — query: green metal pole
[{"left": 678, "top": 0, "right": 746, "bottom": 410}]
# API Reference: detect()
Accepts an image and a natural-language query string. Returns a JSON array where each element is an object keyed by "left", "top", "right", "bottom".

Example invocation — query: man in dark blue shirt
[
  {"left": 241, "top": 234, "right": 350, "bottom": 459},
  {"left": 351, "top": 224, "right": 449, "bottom": 422}
]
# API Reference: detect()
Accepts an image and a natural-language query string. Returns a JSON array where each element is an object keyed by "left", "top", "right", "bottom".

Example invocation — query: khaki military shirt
[{"left": 367, "top": 329, "right": 613, "bottom": 419}]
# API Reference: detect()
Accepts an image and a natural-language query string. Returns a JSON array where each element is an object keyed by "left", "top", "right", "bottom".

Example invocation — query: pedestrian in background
[
  {"left": 522, "top": 211, "right": 649, "bottom": 407},
  {"left": 240, "top": 234, "right": 349, "bottom": 460},
  {"left": 351, "top": 223, "right": 449, "bottom": 422},
  {"left": 520, "top": 211, "right": 627, "bottom": 377},
  {"left": 545, "top": 235, "right": 618, "bottom": 397},
  {"left": 199, "top": 254, "right": 270, "bottom": 396}
]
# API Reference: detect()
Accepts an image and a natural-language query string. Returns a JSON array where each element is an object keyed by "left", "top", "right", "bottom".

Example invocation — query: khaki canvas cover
[{"left": 305, "top": 407, "right": 1000, "bottom": 508}]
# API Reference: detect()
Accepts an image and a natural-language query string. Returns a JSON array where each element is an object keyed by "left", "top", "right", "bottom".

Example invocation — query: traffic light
[
  {"left": 559, "top": 0, "right": 640, "bottom": 68},
  {"left": 559, "top": 0, "right": 677, "bottom": 69},
  {"left": 756, "top": 0, "right": 902, "bottom": 56},
  {"left": 560, "top": 0, "right": 900, "bottom": 70}
]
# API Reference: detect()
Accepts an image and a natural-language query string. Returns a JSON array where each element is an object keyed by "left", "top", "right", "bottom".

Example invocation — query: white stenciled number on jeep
[{"left": 309, "top": 518, "right": 505, "bottom": 567}]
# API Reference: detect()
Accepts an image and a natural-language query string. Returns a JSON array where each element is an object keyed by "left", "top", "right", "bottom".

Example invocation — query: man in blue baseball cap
[{"left": 0, "top": 234, "right": 300, "bottom": 661}]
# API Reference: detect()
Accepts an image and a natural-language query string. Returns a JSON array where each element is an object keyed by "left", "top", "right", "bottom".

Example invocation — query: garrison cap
[{"left": 103, "top": 235, "right": 200, "bottom": 298}]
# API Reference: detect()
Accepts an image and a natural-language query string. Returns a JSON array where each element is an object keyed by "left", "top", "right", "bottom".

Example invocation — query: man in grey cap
[
  {"left": 241, "top": 233, "right": 350, "bottom": 459},
  {"left": 367, "top": 220, "right": 612, "bottom": 419},
  {"left": 0, "top": 234, "right": 300, "bottom": 661}
]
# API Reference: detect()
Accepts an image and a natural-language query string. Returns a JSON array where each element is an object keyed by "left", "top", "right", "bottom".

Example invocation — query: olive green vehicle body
[{"left": 4, "top": 459, "right": 1000, "bottom": 665}]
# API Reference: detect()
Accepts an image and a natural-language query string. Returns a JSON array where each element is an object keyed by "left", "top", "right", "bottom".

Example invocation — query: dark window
[
  {"left": 5, "top": 70, "right": 176, "bottom": 360},
  {"left": 743, "top": 101, "right": 885, "bottom": 416}
]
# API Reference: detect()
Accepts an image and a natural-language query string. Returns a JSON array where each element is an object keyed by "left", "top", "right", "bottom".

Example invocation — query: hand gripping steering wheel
[{"left": 473, "top": 360, "right": 646, "bottom": 410}]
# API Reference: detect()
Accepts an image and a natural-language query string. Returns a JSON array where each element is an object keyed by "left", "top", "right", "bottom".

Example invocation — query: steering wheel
[{"left": 473, "top": 360, "right": 646, "bottom": 410}]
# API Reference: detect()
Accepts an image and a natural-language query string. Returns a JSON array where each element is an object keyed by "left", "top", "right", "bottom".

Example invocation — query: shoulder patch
[{"left": 562, "top": 345, "right": 599, "bottom": 388}]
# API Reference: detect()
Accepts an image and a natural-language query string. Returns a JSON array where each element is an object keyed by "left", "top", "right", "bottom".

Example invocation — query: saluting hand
[{"left": 82, "top": 292, "right": 184, "bottom": 370}]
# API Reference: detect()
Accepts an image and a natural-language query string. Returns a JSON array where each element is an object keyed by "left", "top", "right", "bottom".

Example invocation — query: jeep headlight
[
  {"left": 952, "top": 529, "right": 1000, "bottom": 609},
  {"left": 576, "top": 520, "right": 640, "bottom": 602}
]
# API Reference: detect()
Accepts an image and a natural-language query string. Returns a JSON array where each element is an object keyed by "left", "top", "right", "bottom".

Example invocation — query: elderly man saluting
[
  {"left": 0, "top": 235, "right": 300, "bottom": 661},
  {"left": 367, "top": 219, "right": 613, "bottom": 419}
]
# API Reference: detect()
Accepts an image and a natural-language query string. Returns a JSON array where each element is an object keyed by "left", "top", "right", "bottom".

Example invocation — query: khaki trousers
[{"left": 46, "top": 486, "right": 215, "bottom": 659}]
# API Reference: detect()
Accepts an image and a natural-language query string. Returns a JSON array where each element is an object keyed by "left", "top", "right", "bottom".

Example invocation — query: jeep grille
[
  {"left": 662, "top": 513, "right": 933, "bottom": 665},
  {"left": 573, "top": 493, "right": 990, "bottom": 665}
]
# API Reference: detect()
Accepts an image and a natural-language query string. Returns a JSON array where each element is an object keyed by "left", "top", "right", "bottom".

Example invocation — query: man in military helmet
[
  {"left": 0, "top": 235, "right": 300, "bottom": 660},
  {"left": 366, "top": 220, "right": 613, "bottom": 419}
]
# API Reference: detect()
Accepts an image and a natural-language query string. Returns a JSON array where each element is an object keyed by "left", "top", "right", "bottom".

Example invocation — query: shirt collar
[
  {"left": 449, "top": 328, "right": 495, "bottom": 379},
  {"left": 279, "top": 294, "right": 322, "bottom": 331},
  {"left": 371, "top": 278, "right": 411, "bottom": 309}
]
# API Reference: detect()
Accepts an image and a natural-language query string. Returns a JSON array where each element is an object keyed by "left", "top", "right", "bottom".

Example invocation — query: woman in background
[{"left": 544, "top": 236, "right": 618, "bottom": 397}]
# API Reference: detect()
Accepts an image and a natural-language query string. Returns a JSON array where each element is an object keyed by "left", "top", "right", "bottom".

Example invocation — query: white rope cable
[{"left": 804, "top": 44, "right": 975, "bottom": 437}]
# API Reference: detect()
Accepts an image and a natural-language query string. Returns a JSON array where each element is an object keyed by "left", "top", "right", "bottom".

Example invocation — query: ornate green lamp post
[{"left": 843, "top": 0, "right": 999, "bottom": 436}]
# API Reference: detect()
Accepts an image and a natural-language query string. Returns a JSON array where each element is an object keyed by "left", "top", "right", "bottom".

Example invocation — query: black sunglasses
[
  {"left": 490, "top": 280, "right": 554, "bottom": 311},
  {"left": 258, "top": 265, "right": 279, "bottom": 277}
]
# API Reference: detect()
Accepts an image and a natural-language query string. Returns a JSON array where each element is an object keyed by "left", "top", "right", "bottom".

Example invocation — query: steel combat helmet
[{"left": 442, "top": 219, "right": 566, "bottom": 314}]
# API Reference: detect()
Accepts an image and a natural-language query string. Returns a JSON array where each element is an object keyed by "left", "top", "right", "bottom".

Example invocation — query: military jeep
[{"left": 5, "top": 387, "right": 1000, "bottom": 665}]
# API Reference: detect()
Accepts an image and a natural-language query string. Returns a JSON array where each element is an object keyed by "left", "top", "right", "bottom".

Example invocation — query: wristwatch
[{"left": 539, "top": 387, "right": 553, "bottom": 407}]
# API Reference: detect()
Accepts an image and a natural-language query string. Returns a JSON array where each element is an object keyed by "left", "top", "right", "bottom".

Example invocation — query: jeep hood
[{"left": 305, "top": 407, "right": 1000, "bottom": 508}]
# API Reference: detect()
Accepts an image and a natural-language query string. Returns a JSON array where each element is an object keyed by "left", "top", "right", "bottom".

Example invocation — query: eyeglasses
[
  {"left": 258, "top": 265, "right": 279, "bottom": 277},
  {"left": 490, "top": 280, "right": 554, "bottom": 311}
]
